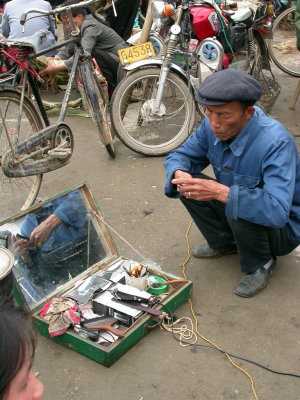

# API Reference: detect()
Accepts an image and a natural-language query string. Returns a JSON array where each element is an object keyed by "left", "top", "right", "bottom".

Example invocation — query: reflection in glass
[{"left": 0, "top": 188, "right": 107, "bottom": 310}]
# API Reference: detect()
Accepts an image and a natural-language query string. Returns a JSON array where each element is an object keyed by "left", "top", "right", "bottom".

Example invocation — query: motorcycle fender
[{"left": 123, "top": 59, "right": 197, "bottom": 91}]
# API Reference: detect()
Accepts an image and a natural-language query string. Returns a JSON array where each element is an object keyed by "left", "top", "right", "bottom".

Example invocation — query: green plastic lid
[{"left": 146, "top": 275, "right": 168, "bottom": 295}]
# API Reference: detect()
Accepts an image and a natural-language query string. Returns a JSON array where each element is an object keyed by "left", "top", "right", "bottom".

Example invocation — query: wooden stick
[
  {"left": 289, "top": 79, "right": 300, "bottom": 110},
  {"left": 138, "top": 0, "right": 154, "bottom": 44}
]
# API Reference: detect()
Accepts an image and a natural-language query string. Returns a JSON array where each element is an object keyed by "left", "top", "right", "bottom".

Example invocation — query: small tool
[
  {"left": 112, "top": 287, "right": 158, "bottom": 305},
  {"left": 82, "top": 317, "right": 125, "bottom": 338},
  {"left": 111, "top": 298, "right": 162, "bottom": 316},
  {"left": 150, "top": 279, "right": 186, "bottom": 288},
  {"left": 74, "top": 325, "right": 99, "bottom": 341}
]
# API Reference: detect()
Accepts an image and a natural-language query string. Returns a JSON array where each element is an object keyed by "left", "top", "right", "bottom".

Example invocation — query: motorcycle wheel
[
  {"left": 0, "top": 87, "right": 43, "bottom": 221},
  {"left": 110, "top": 67, "right": 196, "bottom": 156}
]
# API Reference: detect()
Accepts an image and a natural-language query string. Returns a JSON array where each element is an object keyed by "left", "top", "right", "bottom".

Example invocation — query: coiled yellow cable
[{"left": 179, "top": 220, "right": 259, "bottom": 400}]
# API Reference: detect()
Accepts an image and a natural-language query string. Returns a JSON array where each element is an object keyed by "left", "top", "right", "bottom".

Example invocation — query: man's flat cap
[{"left": 195, "top": 69, "right": 262, "bottom": 106}]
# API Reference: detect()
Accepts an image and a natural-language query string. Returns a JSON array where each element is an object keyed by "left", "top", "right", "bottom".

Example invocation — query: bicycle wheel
[
  {"left": 0, "top": 87, "right": 43, "bottom": 221},
  {"left": 269, "top": 6, "right": 300, "bottom": 77},
  {"left": 110, "top": 67, "right": 196, "bottom": 156},
  {"left": 79, "top": 62, "right": 115, "bottom": 158}
]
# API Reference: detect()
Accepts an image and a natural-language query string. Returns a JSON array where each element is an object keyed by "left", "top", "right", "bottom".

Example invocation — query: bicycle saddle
[{"left": 0, "top": 30, "right": 46, "bottom": 54}]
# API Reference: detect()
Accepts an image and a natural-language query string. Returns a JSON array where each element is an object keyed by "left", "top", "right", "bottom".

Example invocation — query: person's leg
[
  {"left": 228, "top": 218, "right": 297, "bottom": 273},
  {"left": 228, "top": 218, "right": 297, "bottom": 297},
  {"left": 228, "top": 218, "right": 273, "bottom": 274},
  {"left": 180, "top": 173, "right": 236, "bottom": 255},
  {"left": 181, "top": 191, "right": 297, "bottom": 296},
  {"left": 92, "top": 50, "right": 119, "bottom": 93},
  {"left": 266, "top": 225, "right": 297, "bottom": 256},
  {"left": 180, "top": 197, "right": 235, "bottom": 248}
]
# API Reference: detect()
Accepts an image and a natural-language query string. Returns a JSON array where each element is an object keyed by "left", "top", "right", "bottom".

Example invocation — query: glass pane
[{"left": 0, "top": 187, "right": 110, "bottom": 310}]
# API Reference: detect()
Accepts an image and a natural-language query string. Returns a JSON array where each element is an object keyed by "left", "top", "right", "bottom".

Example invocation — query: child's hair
[{"left": 0, "top": 300, "right": 36, "bottom": 399}]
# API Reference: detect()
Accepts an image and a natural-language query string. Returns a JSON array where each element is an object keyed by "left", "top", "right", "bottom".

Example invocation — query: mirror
[{"left": 0, "top": 186, "right": 114, "bottom": 310}]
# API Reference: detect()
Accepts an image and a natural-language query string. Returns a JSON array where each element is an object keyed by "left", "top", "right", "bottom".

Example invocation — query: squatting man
[{"left": 164, "top": 69, "right": 300, "bottom": 297}]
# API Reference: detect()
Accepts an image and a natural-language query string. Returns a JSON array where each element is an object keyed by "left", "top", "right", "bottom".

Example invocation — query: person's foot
[
  {"left": 192, "top": 242, "right": 237, "bottom": 258},
  {"left": 234, "top": 259, "right": 276, "bottom": 298}
]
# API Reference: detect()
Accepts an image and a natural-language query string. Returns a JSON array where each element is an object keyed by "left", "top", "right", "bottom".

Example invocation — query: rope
[
  {"left": 161, "top": 314, "right": 198, "bottom": 346},
  {"left": 92, "top": 210, "right": 146, "bottom": 260}
]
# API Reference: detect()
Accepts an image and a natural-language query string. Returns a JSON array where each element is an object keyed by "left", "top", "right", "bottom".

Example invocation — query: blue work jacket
[
  {"left": 20, "top": 190, "right": 87, "bottom": 252},
  {"left": 164, "top": 107, "right": 300, "bottom": 245}
]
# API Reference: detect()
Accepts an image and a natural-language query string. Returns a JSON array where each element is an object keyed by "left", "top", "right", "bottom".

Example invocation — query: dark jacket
[{"left": 58, "top": 14, "right": 127, "bottom": 69}]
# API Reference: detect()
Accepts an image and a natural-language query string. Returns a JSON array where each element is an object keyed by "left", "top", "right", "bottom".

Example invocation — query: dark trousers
[
  {"left": 92, "top": 49, "right": 120, "bottom": 93},
  {"left": 180, "top": 196, "right": 297, "bottom": 274}
]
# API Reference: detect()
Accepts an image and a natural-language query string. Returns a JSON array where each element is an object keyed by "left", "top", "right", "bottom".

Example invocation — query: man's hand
[
  {"left": 174, "top": 170, "right": 192, "bottom": 180},
  {"left": 10, "top": 235, "right": 30, "bottom": 263},
  {"left": 29, "top": 214, "right": 62, "bottom": 248},
  {"left": 40, "top": 59, "right": 66, "bottom": 78},
  {"left": 172, "top": 172, "right": 230, "bottom": 203}
]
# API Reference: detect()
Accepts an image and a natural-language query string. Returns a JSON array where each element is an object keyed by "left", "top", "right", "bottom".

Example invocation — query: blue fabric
[
  {"left": 0, "top": 0, "right": 57, "bottom": 56},
  {"left": 21, "top": 190, "right": 87, "bottom": 252},
  {"left": 164, "top": 107, "right": 300, "bottom": 245},
  {"left": 133, "top": 8, "right": 140, "bottom": 29}
]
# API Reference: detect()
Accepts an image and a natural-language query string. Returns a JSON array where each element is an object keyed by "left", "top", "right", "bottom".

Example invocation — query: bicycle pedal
[{"left": 48, "top": 148, "right": 72, "bottom": 160}]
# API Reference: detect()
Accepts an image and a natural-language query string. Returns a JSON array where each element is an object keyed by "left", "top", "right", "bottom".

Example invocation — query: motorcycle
[{"left": 110, "top": 0, "right": 275, "bottom": 156}]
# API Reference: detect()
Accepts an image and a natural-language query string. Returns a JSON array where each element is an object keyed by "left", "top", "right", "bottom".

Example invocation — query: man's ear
[
  {"left": 73, "top": 14, "right": 84, "bottom": 27},
  {"left": 78, "top": 14, "right": 84, "bottom": 25},
  {"left": 245, "top": 106, "right": 255, "bottom": 121}
]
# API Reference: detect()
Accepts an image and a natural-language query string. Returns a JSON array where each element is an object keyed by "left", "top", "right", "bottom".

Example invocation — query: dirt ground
[{"left": 24, "top": 62, "right": 300, "bottom": 400}]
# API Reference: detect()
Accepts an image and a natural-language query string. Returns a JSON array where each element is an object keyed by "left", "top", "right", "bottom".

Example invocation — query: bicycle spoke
[
  {"left": 269, "top": 6, "right": 300, "bottom": 77},
  {"left": 0, "top": 89, "right": 43, "bottom": 220}
]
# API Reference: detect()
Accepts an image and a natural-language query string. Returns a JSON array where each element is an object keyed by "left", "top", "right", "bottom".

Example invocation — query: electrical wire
[
  {"left": 178, "top": 221, "right": 259, "bottom": 400},
  {"left": 161, "top": 303, "right": 300, "bottom": 379},
  {"left": 213, "top": 4, "right": 240, "bottom": 68},
  {"left": 160, "top": 218, "right": 300, "bottom": 400}
]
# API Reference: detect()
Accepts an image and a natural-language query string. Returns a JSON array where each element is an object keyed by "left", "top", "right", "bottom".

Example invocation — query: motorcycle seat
[
  {"left": 0, "top": 30, "right": 47, "bottom": 54},
  {"left": 230, "top": 8, "right": 252, "bottom": 23}
]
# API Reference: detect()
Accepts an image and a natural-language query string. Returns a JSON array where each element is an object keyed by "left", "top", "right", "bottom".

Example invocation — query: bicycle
[
  {"left": 268, "top": 5, "right": 300, "bottom": 77},
  {"left": 0, "top": 0, "right": 115, "bottom": 221}
]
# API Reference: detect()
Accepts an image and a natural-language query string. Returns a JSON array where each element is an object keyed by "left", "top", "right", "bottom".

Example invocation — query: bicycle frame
[
  {"left": 0, "top": 0, "right": 114, "bottom": 220},
  {"left": 0, "top": 36, "right": 82, "bottom": 177},
  {"left": 1, "top": 1, "right": 107, "bottom": 126},
  {"left": 4, "top": 37, "right": 89, "bottom": 128}
]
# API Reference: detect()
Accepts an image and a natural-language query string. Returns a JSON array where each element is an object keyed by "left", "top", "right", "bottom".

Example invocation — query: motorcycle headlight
[{"left": 151, "top": 1, "right": 175, "bottom": 28}]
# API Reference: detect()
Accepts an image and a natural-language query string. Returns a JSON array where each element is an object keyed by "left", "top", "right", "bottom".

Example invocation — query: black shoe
[
  {"left": 234, "top": 259, "right": 276, "bottom": 298},
  {"left": 192, "top": 242, "right": 237, "bottom": 258}
]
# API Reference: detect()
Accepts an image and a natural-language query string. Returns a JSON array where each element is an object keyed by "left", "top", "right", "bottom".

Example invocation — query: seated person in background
[
  {"left": 0, "top": 0, "right": 57, "bottom": 56},
  {"left": 40, "top": 0, "right": 127, "bottom": 94},
  {"left": 0, "top": 299, "right": 44, "bottom": 400}
]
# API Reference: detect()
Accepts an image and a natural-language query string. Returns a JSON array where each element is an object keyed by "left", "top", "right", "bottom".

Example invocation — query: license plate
[{"left": 118, "top": 42, "right": 155, "bottom": 65}]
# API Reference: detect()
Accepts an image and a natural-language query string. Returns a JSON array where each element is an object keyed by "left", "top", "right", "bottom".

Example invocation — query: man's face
[
  {"left": 205, "top": 101, "right": 254, "bottom": 141},
  {"left": 60, "top": 14, "right": 83, "bottom": 31}
]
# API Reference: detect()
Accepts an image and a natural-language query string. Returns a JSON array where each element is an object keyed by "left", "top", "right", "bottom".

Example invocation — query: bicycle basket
[{"left": 255, "top": 63, "right": 281, "bottom": 113}]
